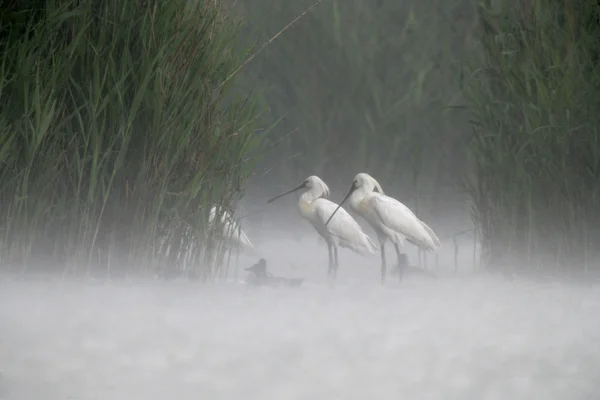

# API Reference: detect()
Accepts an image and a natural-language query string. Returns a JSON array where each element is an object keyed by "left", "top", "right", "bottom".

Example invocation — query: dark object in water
[
  {"left": 245, "top": 258, "right": 304, "bottom": 287},
  {"left": 245, "top": 258, "right": 267, "bottom": 276}
]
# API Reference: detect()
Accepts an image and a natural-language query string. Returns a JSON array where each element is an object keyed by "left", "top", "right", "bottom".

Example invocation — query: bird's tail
[
  {"left": 405, "top": 220, "right": 440, "bottom": 252},
  {"left": 365, "top": 234, "right": 379, "bottom": 255},
  {"left": 348, "top": 233, "right": 378, "bottom": 256},
  {"left": 335, "top": 233, "right": 378, "bottom": 256},
  {"left": 419, "top": 219, "right": 440, "bottom": 251},
  {"left": 237, "top": 230, "right": 254, "bottom": 250}
]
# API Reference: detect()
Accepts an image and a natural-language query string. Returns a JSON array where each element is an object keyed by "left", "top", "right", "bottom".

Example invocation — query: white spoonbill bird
[
  {"left": 325, "top": 173, "right": 440, "bottom": 284},
  {"left": 267, "top": 175, "right": 377, "bottom": 280},
  {"left": 208, "top": 205, "right": 254, "bottom": 251}
]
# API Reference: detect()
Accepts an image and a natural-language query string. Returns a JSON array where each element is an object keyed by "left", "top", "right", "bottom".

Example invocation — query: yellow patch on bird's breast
[
  {"left": 357, "top": 199, "right": 370, "bottom": 213},
  {"left": 299, "top": 199, "right": 314, "bottom": 215}
]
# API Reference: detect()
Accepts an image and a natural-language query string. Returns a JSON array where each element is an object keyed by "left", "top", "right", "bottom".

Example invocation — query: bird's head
[
  {"left": 304, "top": 175, "right": 330, "bottom": 199},
  {"left": 267, "top": 175, "right": 330, "bottom": 204},
  {"left": 324, "top": 173, "right": 383, "bottom": 227},
  {"left": 353, "top": 173, "right": 384, "bottom": 194}
]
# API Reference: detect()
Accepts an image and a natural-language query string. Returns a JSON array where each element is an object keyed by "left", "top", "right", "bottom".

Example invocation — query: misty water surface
[{"left": 1, "top": 234, "right": 599, "bottom": 400}]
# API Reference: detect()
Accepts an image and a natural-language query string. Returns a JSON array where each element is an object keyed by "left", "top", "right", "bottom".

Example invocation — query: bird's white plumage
[
  {"left": 415, "top": 219, "right": 441, "bottom": 249},
  {"left": 297, "top": 176, "right": 376, "bottom": 256},
  {"left": 208, "top": 206, "right": 254, "bottom": 250},
  {"left": 313, "top": 198, "right": 377, "bottom": 256},
  {"left": 268, "top": 175, "right": 377, "bottom": 281},
  {"left": 348, "top": 173, "right": 440, "bottom": 252},
  {"left": 369, "top": 195, "right": 437, "bottom": 250}
]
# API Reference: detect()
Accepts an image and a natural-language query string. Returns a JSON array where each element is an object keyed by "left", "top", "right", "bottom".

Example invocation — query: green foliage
[
  {"left": 462, "top": 0, "right": 600, "bottom": 273},
  {"left": 237, "top": 0, "right": 477, "bottom": 214},
  {"left": 0, "top": 0, "right": 263, "bottom": 277}
]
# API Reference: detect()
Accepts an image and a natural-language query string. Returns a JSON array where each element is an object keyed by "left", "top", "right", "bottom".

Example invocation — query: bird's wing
[
  {"left": 370, "top": 195, "right": 438, "bottom": 251},
  {"left": 314, "top": 199, "right": 377, "bottom": 256},
  {"left": 418, "top": 219, "right": 440, "bottom": 249},
  {"left": 223, "top": 218, "right": 254, "bottom": 249},
  {"left": 210, "top": 208, "right": 254, "bottom": 249}
]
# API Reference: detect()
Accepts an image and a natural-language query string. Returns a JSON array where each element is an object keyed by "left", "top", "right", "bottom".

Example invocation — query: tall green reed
[
  {"left": 462, "top": 0, "right": 600, "bottom": 273},
  {"left": 0, "top": 0, "right": 264, "bottom": 278}
]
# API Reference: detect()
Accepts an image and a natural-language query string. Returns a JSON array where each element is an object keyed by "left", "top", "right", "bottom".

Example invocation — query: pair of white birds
[{"left": 267, "top": 173, "right": 440, "bottom": 283}]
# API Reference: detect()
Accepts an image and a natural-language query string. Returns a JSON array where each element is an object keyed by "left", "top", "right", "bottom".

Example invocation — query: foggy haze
[
  {"left": 1, "top": 225, "right": 599, "bottom": 399},
  {"left": 2, "top": 0, "right": 600, "bottom": 398}
]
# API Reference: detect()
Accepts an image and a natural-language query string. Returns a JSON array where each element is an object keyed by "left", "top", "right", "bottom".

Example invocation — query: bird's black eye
[{"left": 304, "top": 180, "right": 309, "bottom": 185}]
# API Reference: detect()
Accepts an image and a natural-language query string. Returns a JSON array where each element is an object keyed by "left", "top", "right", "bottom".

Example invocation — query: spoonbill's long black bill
[
  {"left": 267, "top": 183, "right": 307, "bottom": 204},
  {"left": 324, "top": 181, "right": 358, "bottom": 227}
]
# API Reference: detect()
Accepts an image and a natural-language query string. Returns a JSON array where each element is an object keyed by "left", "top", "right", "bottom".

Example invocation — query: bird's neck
[
  {"left": 349, "top": 186, "right": 369, "bottom": 211},
  {"left": 298, "top": 189, "right": 322, "bottom": 216},
  {"left": 299, "top": 189, "right": 322, "bottom": 204}
]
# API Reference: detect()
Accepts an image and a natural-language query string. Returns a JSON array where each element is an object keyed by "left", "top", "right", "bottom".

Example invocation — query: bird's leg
[
  {"left": 380, "top": 243, "right": 386, "bottom": 284},
  {"left": 394, "top": 243, "right": 408, "bottom": 282},
  {"left": 327, "top": 243, "right": 334, "bottom": 279},
  {"left": 333, "top": 245, "right": 339, "bottom": 280}
]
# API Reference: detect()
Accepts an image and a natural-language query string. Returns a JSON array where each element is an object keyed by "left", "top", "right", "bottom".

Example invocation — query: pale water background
[{"left": 1, "top": 232, "right": 599, "bottom": 400}]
